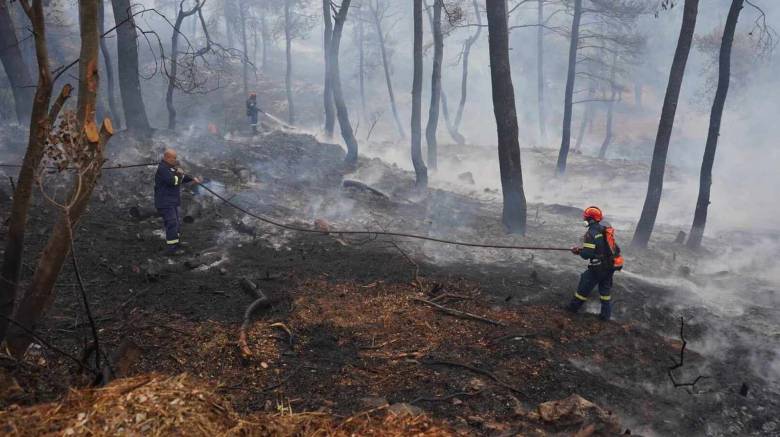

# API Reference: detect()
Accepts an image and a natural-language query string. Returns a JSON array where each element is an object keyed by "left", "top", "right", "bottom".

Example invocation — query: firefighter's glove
[{"left": 571, "top": 246, "right": 582, "bottom": 255}]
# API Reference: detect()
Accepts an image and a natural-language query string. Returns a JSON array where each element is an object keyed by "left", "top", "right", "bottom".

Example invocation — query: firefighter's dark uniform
[
  {"left": 154, "top": 160, "right": 192, "bottom": 253},
  {"left": 567, "top": 222, "right": 614, "bottom": 320},
  {"left": 246, "top": 97, "right": 259, "bottom": 133}
]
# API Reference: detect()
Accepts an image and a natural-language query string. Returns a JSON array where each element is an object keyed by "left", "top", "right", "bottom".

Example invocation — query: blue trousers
[
  {"left": 158, "top": 207, "right": 180, "bottom": 250},
  {"left": 568, "top": 267, "right": 614, "bottom": 320}
]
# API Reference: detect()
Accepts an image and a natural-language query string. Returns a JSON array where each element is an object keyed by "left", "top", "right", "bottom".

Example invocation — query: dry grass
[{"left": 0, "top": 373, "right": 456, "bottom": 436}]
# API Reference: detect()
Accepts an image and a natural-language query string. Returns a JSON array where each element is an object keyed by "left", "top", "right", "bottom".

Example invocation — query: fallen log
[{"left": 342, "top": 179, "right": 389, "bottom": 199}]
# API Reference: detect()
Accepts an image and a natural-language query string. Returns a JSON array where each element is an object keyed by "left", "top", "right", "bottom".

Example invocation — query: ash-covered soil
[{"left": 1, "top": 129, "right": 778, "bottom": 436}]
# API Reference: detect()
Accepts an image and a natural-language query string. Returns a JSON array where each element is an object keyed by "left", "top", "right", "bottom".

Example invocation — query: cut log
[{"left": 342, "top": 179, "right": 389, "bottom": 199}]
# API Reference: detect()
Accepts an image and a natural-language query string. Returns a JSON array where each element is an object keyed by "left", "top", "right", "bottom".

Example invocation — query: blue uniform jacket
[
  {"left": 580, "top": 222, "right": 609, "bottom": 265},
  {"left": 154, "top": 161, "right": 192, "bottom": 209}
]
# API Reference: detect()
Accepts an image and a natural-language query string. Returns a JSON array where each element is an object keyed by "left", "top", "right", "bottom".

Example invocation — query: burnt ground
[{"left": 0, "top": 129, "right": 778, "bottom": 436}]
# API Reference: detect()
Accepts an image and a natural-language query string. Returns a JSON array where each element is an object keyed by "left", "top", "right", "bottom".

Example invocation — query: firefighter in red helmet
[{"left": 565, "top": 206, "right": 623, "bottom": 321}]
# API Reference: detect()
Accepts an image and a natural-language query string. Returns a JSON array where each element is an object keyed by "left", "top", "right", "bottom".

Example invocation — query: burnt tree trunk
[
  {"left": 0, "top": 0, "right": 34, "bottom": 124},
  {"left": 439, "top": 90, "right": 465, "bottom": 145},
  {"left": 331, "top": 0, "right": 359, "bottom": 164},
  {"left": 260, "top": 8, "right": 269, "bottom": 73},
  {"left": 111, "top": 0, "right": 151, "bottom": 133},
  {"left": 555, "top": 0, "right": 581, "bottom": 176},
  {"left": 411, "top": 0, "right": 428, "bottom": 187},
  {"left": 453, "top": 0, "right": 481, "bottom": 137},
  {"left": 239, "top": 0, "right": 249, "bottom": 97},
  {"left": 0, "top": 0, "right": 62, "bottom": 345},
  {"left": 536, "top": 0, "right": 546, "bottom": 145},
  {"left": 322, "top": 0, "right": 336, "bottom": 138},
  {"left": 486, "top": 0, "right": 526, "bottom": 234},
  {"left": 632, "top": 0, "right": 699, "bottom": 248},
  {"left": 369, "top": 0, "right": 405, "bottom": 139},
  {"left": 573, "top": 105, "right": 590, "bottom": 153},
  {"left": 98, "top": 0, "right": 120, "bottom": 127},
  {"left": 284, "top": 0, "right": 294, "bottom": 124},
  {"left": 7, "top": 0, "right": 113, "bottom": 356},
  {"left": 425, "top": 0, "right": 443, "bottom": 170},
  {"left": 598, "top": 52, "right": 618, "bottom": 159},
  {"left": 687, "top": 0, "right": 742, "bottom": 250},
  {"left": 357, "top": 3, "right": 366, "bottom": 119},
  {"left": 166, "top": 2, "right": 200, "bottom": 130}
]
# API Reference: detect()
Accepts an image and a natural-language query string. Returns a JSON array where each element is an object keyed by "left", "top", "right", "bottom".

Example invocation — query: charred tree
[
  {"left": 411, "top": 0, "right": 428, "bottom": 187},
  {"left": 331, "top": 0, "right": 359, "bottom": 164},
  {"left": 0, "top": 0, "right": 62, "bottom": 345},
  {"left": 369, "top": 0, "right": 405, "bottom": 139},
  {"left": 165, "top": 0, "right": 202, "bottom": 130},
  {"left": 425, "top": 0, "right": 443, "bottom": 170},
  {"left": 453, "top": 0, "right": 481, "bottom": 139},
  {"left": 357, "top": 3, "right": 366, "bottom": 118},
  {"left": 284, "top": 0, "right": 295, "bottom": 124},
  {"left": 687, "top": 0, "right": 742, "bottom": 250},
  {"left": 632, "top": 0, "right": 699, "bottom": 249},
  {"left": 6, "top": 0, "right": 114, "bottom": 357},
  {"left": 239, "top": 0, "right": 249, "bottom": 96},
  {"left": 598, "top": 52, "right": 619, "bottom": 158},
  {"left": 0, "top": 0, "right": 34, "bottom": 124},
  {"left": 486, "top": 0, "right": 526, "bottom": 234},
  {"left": 98, "top": 0, "right": 120, "bottom": 128},
  {"left": 260, "top": 7, "right": 270, "bottom": 73},
  {"left": 111, "top": 0, "right": 151, "bottom": 133},
  {"left": 536, "top": 0, "right": 546, "bottom": 145},
  {"left": 555, "top": 0, "right": 582, "bottom": 176},
  {"left": 322, "top": 0, "right": 336, "bottom": 138}
]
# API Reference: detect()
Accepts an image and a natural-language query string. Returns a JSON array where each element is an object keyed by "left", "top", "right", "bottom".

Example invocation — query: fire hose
[{"left": 1, "top": 161, "right": 572, "bottom": 252}]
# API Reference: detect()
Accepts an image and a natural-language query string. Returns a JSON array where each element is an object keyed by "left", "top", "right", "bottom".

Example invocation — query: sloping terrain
[{"left": 0, "top": 130, "right": 778, "bottom": 436}]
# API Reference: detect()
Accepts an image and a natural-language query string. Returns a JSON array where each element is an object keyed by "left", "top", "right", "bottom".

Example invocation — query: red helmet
[{"left": 583, "top": 206, "right": 603, "bottom": 222}]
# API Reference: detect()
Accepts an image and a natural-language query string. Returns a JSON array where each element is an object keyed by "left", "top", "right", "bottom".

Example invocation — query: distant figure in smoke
[
  {"left": 155, "top": 148, "right": 201, "bottom": 256},
  {"left": 565, "top": 206, "right": 624, "bottom": 321},
  {"left": 246, "top": 92, "right": 261, "bottom": 134}
]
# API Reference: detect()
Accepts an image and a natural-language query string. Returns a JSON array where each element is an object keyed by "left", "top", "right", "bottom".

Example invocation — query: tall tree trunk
[
  {"left": 632, "top": 0, "right": 699, "bottom": 248},
  {"left": 357, "top": 3, "right": 366, "bottom": 119},
  {"left": 111, "top": 0, "right": 151, "bottom": 133},
  {"left": 555, "top": 0, "right": 582, "bottom": 176},
  {"left": 223, "top": 0, "right": 234, "bottom": 47},
  {"left": 687, "top": 0, "right": 741, "bottom": 250},
  {"left": 439, "top": 90, "right": 465, "bottom": 145},
  {"left": 573, "top": 104, "right": 590, "bottom": 153},
  {"left": 239, "top": 0, "right": 249, "bottom": 97},
  {"left": 411, "top": 0, "right": 428, "bottom": 187},
  {"left": 0, "top": 0, "right": 58, "bottom": 345},
  {"left": 331, "top": 0, "right": 359, "bottom": 164},
  {"left": 598, "top": 52, "right": 618, "bottom": 159},
  {"left": 536, "top": 0, "right": 546, "bottom": 145},
  {"left": 453, "top": 0, "right": 481, "bottom": 136},
  {"left": 261, "top": 9, "right": 269, "bottom": 73},
  {"left": 98, "top": 0, "right": 121, "bottom": 128},
  {"left": 284, "top": 0, "right": 294, "bottom": 124},
  {"left": 370, "top": 0, "right": 405, "bottom": 139},
  {"left": 486, "top": 0, "right": 526, "bottom": 234},
  {"left": 166, "top": 3, "right": 200, "bottom": 130},
  {"left": 0, "top": 0, "right": 34, "bottom": 124},
  {"left": 425, "top": 0, "right": 443, "bottom": 170},
  {"left": 322, "top": 0, "right": 336, "bottom": 138},
  {"left": 7, "top": 0, "right": 113, "bottom": 357}
]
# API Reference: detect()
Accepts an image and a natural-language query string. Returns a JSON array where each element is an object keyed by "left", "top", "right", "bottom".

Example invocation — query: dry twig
[{"left": 412, "top": 297, "right": 505, "bottom": 326}]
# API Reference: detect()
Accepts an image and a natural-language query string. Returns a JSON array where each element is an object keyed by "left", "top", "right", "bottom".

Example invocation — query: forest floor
[{"left": 0, "top": 128, "right": 778, "bottom": 436}]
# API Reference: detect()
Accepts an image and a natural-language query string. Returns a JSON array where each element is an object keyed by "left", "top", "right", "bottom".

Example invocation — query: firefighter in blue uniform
[
  {"left": 246, "top": 92, "right": 260, "bottom": 134},
  {"left": 155, "top": 149, "right": 200, "bottom": 255},
  {"left": 565, "top": 206, "right": 623, "bottom": 321}
]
